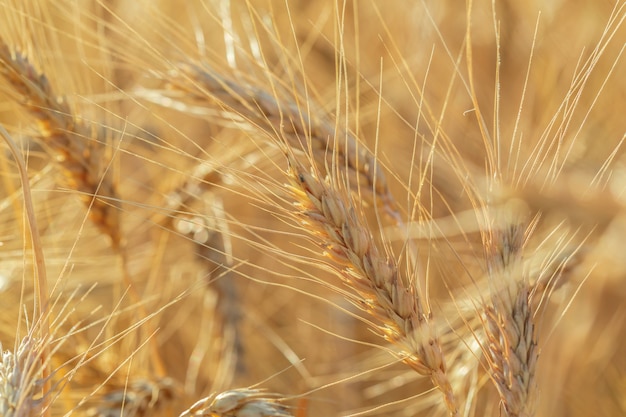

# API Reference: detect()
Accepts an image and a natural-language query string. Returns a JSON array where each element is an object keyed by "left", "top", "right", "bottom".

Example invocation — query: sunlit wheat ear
[
  {"left": 282, "top": 152, "right": 458, "bottom": 415},
  {"left": 156, "top": 61, "right": 400, "bottom": 220},
  {"left": 0, "top": 123, "right": 53, "bottom": 417},
  {"left": 0, "top": 39, "right": 121, "bottom": 249},
  {"left": 180, "top": 389, "right": 292, "bottom": 417}
]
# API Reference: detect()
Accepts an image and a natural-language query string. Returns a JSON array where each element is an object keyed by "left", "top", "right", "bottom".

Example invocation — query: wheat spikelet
[
  {"left": 483, "top": 286, "right": 536, "bottom": 417},
  {"left": 180, "top": 389, "right": 292, "bottom": 417}
]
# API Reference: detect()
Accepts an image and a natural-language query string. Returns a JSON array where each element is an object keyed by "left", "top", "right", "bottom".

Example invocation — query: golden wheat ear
[
  {"left": 281, "top": 153, "right": 458, "bottom": 415},
  {"left": 155, "top": 61, "right": 400, "bottom": 221},
  {"left": 473, "top": 216, "right": 536, "bottom": 417},
  {"left": 0, "top": 39, "right": 121, "bottom": 249}
]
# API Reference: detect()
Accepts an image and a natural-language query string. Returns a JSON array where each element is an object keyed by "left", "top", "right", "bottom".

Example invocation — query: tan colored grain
[{"left": 483, "top": 287, "right": 537, "bottom": 417}]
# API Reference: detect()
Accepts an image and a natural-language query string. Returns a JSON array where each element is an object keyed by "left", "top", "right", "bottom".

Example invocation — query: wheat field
[{"left": 0, "top": 1, "right": 625, "bottom": 416}]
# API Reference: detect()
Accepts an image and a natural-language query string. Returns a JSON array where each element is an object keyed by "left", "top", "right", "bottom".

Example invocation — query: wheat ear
[
  {"left": 165, "top": 62, "right": 400, "bottom": 220},
  {"left": 284, "top": 154, "right": 458, "bottom": 415},
  {"left": 0, "top": 39, "right": 121, "bottom": 249},
  {"left": 180, "top": 389, "right": 292, "bottom": 417},
  {"left": 482, "top": 220, "right": 538, "bottom": 417}
]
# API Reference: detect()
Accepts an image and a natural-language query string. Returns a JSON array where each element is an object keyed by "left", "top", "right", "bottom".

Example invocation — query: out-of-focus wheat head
[{"left": 0, "top": 0, "right": 624, "bottom": 416}]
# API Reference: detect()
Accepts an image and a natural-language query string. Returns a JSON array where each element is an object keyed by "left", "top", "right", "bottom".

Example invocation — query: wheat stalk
[
  {"left": 174, "top": 196, "right": 246, "bottom": 375},
  {"left": 0, "top": 124, "right": 52, "bottom": 417}
]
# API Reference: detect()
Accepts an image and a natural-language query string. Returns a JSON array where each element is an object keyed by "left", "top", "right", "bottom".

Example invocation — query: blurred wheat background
[{"left": 0, "top": 1, "right": 625, "bottom": 416}]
